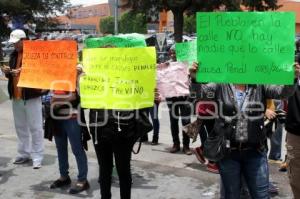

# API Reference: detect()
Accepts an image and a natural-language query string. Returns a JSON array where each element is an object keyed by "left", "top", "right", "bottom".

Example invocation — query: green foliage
[
  {"left": 242, "top": 0, "right": 280, "bottom": 11},
  {"left": 100, "top": 16, "right": 114, "bottom": 34},
  {"left": 183, "top": 14, "right": 196, "bottom": 34},
  {"left": 120, "top": 0, "right": 280, "bottom": 41},
  {"left": 119, "top": 12, "right": 147, "bottom": 34},
  {"left": 0, "top": 0, "right": 70, "bottom": 38},
  {"left": 100, "top": 11, "right": 147, "bottom": 34}
]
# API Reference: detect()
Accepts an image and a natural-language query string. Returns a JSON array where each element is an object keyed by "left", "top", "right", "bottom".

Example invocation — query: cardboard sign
[
  {"left": 18, "top": 41, "right": 77, "bottom": 91},
  {"left": 156, "top": 62, "right": 190, "bottom": 98},
  {"left": 80, "top": 47, "right": 156, "bottom": 109},
  {"left": 196, "top": 12, "right": 295, "bottom": 85},
  {"left": 175, "top": 40, "right": 197, "bottom": 64}
]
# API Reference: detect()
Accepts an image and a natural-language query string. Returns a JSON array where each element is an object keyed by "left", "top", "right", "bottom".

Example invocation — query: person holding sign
[
  {"left": 85, "top": 45, "right": 154, "bottom": 199},
  {"left": 190, "top": 62, "right": 300, "bottom": 198},
  {"left": 158, "top": 47, "right": 192, "bottom": 155},
  {"left": 45, "top": 89, "right": 90, "bottom": 194},
  {"left": 1, "top": 29, "right": 44, "bottom": 169}
]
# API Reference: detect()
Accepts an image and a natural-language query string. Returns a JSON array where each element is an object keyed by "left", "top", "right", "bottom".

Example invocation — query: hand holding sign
[{"left": 18, "top": 41, "right": 77, "bottom": 91}]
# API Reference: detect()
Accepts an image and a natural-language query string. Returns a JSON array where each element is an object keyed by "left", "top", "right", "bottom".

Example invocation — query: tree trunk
[{"left": 172, "top": 8, "right": 184, "bottom": 43}]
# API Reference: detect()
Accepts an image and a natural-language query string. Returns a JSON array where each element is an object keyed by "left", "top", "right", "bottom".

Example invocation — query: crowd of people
[{"left": 1, "top": 28, "right": 300, "bottom": 199}]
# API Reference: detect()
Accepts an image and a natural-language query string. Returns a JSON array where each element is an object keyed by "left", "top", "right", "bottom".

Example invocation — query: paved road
[{"left": 0, "top": 78, "right": 293, "bottom": 199}]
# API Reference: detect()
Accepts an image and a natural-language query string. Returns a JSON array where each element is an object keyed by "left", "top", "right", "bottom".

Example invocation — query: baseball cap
[{"left": 8, "top": 29, "right": 26, "bottom": 43}]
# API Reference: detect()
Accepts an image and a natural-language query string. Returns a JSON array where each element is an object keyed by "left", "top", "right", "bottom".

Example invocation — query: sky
[{"left": 70, "top": 0, "right": 108, "bottom": 6}]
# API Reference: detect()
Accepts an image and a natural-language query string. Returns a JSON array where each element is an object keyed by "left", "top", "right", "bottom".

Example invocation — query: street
[{"left": 0, "top": 78, "right": 293, "bottom": 199}]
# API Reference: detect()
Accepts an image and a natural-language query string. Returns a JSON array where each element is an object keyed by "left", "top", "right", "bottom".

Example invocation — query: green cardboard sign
[
  {"left": 175, "top": 40, "right": 197, "bottom": 64},
  {"left": 85, "top": 33, "right": 146, "bottom": 48},
  {"left": 196, "top": 12, "right": 295, "bottom": 85}
]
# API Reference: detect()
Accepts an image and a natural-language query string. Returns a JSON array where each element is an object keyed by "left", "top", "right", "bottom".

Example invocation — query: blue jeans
[
  {"left": 54, "top": 119, "right": 88, "bottom": 181},
  {"left": 219, "top": 149, "right": 269, "bottom": 199},
  {"left": 269, "top": 123, "right": 283, "bottom": 160}
]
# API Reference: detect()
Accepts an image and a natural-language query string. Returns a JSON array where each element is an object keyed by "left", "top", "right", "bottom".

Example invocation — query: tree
[
  {"left": 100, "top": 16, "right": 114, "bottom": 34},
  {"left": 183, "top": 14, "right": 196, "bottom": 34},
  {"left": 120, "top": 0, "right": 192, "bottom": 42},
  {"left": 119, "top": 12, "right": 147, "bottom": 34},
  {"left": 0, "top": 0, "right": 70, "bottom": 38},
  {"left": 120, "top": 0, "right": 280, "bottom": 42},
  {"left": 100, "top": 11, "right": 147, "bottom": 34}
]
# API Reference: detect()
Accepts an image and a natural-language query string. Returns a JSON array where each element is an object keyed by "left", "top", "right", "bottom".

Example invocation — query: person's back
[{"left": 285, "top": 77, "right": 300, "bottom": 199}]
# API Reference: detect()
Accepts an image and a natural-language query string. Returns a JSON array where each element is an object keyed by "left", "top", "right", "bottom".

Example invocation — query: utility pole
[{"left": 114, "top": 0, "right": 119, "bottom": 35}]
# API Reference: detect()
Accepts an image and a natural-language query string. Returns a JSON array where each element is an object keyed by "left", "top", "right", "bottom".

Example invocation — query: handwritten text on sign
[
  {"left": 196, "top": 12, "right": 295, "bottom": 85},
  {"left": 175, "top": 40, "right": 197, "bottom": 65},
  {"left": 80, "top": 47, "right": 156, "bottom": 109},
  {"left": 18, "top": 41, "right": 77, "bottom": 91}
]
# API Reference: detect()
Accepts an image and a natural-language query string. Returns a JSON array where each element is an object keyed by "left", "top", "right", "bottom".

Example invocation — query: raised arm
[{"left": 189, "top": 62, "right": 217, "bottom": 100}]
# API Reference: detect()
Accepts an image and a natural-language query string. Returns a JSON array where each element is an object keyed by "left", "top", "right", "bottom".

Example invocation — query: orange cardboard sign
[{"left": 18, "top": 40, "right": 77, "bottom": 91}]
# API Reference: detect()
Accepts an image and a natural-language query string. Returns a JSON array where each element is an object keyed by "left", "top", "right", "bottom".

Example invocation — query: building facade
[
  {"left": 278, "top": 0, "right": 300, "bottom": 33},
  {"left": 57, "top": 3, "right": 111, "bottom": 33}
]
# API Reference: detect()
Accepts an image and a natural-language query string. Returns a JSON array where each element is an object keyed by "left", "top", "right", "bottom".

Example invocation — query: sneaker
[
  {"left": 33, "top": 161, "right": 42, "bottom": 169},
  {"left": 50, "top": 176, "right": 71, "bottom": 189},
  {"left": 279, "top": 162, "right": 288, "bottom": 172},
  {"left": 69, "top": 181, "right": 90, "bottom": 194},
  {"left": 193, "top": 147, "right": 206, "bottom": 164},
  {"left": 183, "top": 146, "right": 192, "bottom": 155},
  {"left": 169, "top": 144, "right": 180, "bottom": 153},
  {"left": 13, "top": 157, "right": 30, "bottom": 164},
  {"left": 206, "top": 163, "right": 219, "bottom": 174}
]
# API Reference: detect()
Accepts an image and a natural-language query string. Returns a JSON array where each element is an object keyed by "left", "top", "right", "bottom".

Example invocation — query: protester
[
  {"left": 190, "top": 62, "right": 299, "bottom": 198},
  {"left": 193, "top": 102, "right": 219, "bottom": 173},
  {"left": 140, "top": 88, "right": 161, "bottom": 144},
  {"left": 285, "top": 56, "right": 300, "bottom": 199},
  {"left": 265, "top": 100, "right": 285, "bottom": 162},
  {"left": 44, "top": 83, "right": 90, "bottom": 194},
  {"left": 150, "top": 88, "right": 161, "bottom": 145},
  {"left": 1, "top": 29, "right": 44, "bottom": 169},
  {"left": 163, "top": 48, "right": 192, "bottom": 155},
  {"left": 87, "top": 45, "right": 153, "bottom": 199}
]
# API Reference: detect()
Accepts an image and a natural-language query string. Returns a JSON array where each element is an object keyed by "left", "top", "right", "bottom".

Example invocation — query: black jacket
[
  {"left": 6, "top": 51, "right": 43, "bottom": 100},
  {"left": 198, "top": 83, "right": 296, "bottom": 146},
  {"left": 89, "top": 108, "right": 152, "bottom": 143},
  {"left": 286, "top": 85, "right": 300, "bottom": 136}
]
